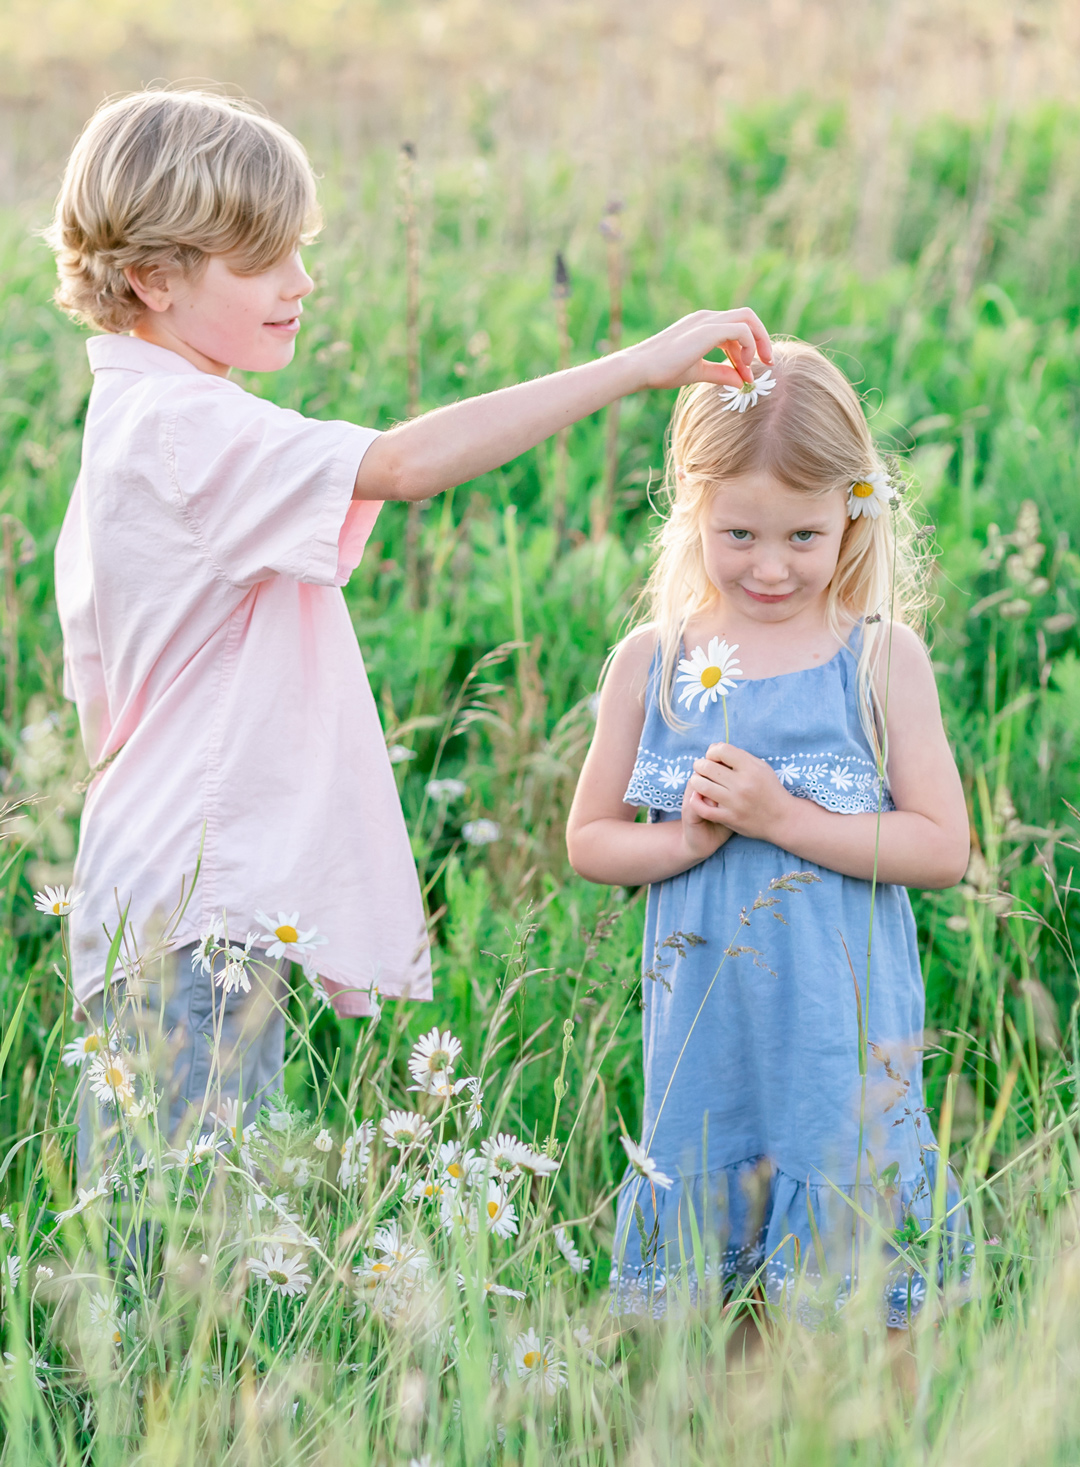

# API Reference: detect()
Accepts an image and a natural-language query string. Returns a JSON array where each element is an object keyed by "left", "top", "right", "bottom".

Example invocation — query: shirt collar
[{"left": 86, "top": 335, "right": 209, "bottom": 377}]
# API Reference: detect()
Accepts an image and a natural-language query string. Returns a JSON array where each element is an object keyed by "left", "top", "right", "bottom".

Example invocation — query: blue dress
[{"left": 611, "top": 630, "right": 969, "bottom": 1326}]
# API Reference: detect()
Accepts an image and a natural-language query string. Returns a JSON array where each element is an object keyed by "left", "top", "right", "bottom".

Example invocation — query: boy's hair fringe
[
  {"left": 626, "top": 338, "right": 931, "bottom": 755},
  {"left": 45, "top": 87, "right": 322, "bottom": 333}
]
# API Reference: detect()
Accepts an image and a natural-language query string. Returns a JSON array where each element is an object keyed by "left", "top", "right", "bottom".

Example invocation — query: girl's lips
[
  {"left": 265, "top": 318, "right": 301, "bottom": 335},
  {"left": 743, "top": 588, "right": 794, "bottom": 604}
]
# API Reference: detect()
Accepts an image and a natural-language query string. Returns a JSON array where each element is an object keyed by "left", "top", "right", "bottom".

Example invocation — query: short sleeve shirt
[{"left": 55, "top": 336, "right": 431, "bottom": 1015}]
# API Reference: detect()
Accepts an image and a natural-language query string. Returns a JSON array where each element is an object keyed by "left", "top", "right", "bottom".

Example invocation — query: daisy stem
[{"left": 722, "top": 694, "right": 730, "bottom": 745}]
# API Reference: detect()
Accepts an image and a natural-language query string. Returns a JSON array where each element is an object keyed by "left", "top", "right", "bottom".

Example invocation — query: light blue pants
[{"left": 76, "top": 941, "right": 288, "bottom": 1179}]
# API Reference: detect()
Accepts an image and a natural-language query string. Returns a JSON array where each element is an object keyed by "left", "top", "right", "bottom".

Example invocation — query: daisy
[
  {"left": 87, "top": 1052, "right": 135, "bottom": 1109},
  {"left": 247, "top": 1246, "right": 311, "bottom": 1298},
  {"left": 482, "top": 1133, "right": 525, "bottom": 1179},
  {"left": 54, "top": 1182, "right": 107, "bottom": 1223},
  {"left": 338, "top": 1122, "right": 375, "bottom": 1185},
  {"left": 380, "top": 1110, "right": 432, "bottom": 1150},
  {"left": 460, "top": 1077, "right": 484, "bottom": 1130},
  {"left": 169, "top": 1134, "right": 219, "bottom": 1167},
  {"left": 213, "top": 1098, "right": 259, "bottom": 1149},
  {"left": 554, "top": 1227, "right": 590, "bottom": 1274},
  {"left": 483, "top": 1180, "right": 519, "bottom": 1239},
  {"left": 516, "top": 1146, "right": 559, "bottom": 1178},
  {"left": 253, "top": 911, "right": 328, "bottom": 969},
  {"left": 372, "top": 1221, "right": 429, "bottom": 1278},
  {"left": 425, "top": 777, "right": 467, "bottom": 801},
  {"left": 35, "top": 1265, "right": 54, "bottom": 1282},
  {"left": 847, "top": 469, "right": 894, "bottom": 520},
  {"left": 676, "top": 638, "right": 743, "bottom": 714},
  {"left": 510, "top": 1328, "right": 568, "bottom": 1397},
  {"left": 124, "top": 1093, "right": 155, "bottom": 1121},
  {"left": 61, "top": 1031, "right": 106, "bottom": 1067},
  {"left": 353, "top": 1253, "right": 398, "bottom": 1289},
  {"left": 462, "top": 819, "right": 500, "bottom": 846},
  {"left": 216, "top": 936, "right": 255, "bottom": 994},
  {"left": 86, "top": 1292, "right": 120, "bottom": 1344},
  {"left": 388, "top": 743, "right": 417, "bottom": 764},
  {"left": 408, "top": 1027, "right": 463, "bottom": 1089},
  {"left": 620, "top": 1136, "right": 674, "bottom": 1190},
  {"left": 482, "top": 1278, "right": 525, "bottom": 1300},
  {"left": 719, "top": 367, "right": 777, "bottom": 413},
  {"left": 313, "top": 1128, "right": 334, "bottom": 1153},
  {"left": 438, "top": 1141, "right": 477, "bottom": 1184},
  {"left": 33, "top": 885, "right": 81, "bottom": 917},
  {"left": 191, "top": 919, "right": 222, "bottom": 976},
  {"left": 407, "top": 1174, "right": 450, "bottom": 1203},
  {"left": 4, "top": 1255, "right": 20, "bottom": 1290},
  {"left": 439, "top": 1189, "right": 477, "bottom": 1236},
  {"left": 0, "top": 1215, "right": 10, "bottom": 1230}
]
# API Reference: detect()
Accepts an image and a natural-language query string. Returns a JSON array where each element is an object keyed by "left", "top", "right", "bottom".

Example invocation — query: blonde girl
[{"left": 567, "top": 340, "right": 970, "bottom": 1330}]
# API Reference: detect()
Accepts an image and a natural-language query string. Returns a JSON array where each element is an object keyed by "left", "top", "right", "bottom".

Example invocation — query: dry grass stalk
[
  {"left": 592, "top": 199, "right": 623, "bottom": 542},
  {"left": 551, "top": 251, "right": 571, "bottom": 548},
  {"left": 399, "top": 139, "right": 425, "bottom": 606}
]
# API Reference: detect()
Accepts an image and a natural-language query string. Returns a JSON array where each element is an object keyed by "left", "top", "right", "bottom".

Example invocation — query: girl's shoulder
[{"left": 605, "top": 623, "right": 661, "bottom": 702}]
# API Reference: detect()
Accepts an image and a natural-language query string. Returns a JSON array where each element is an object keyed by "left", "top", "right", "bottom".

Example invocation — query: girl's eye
[
  {"left": 729, "top": 529, "right": 752, "bottom": 542},
  {"left": 792, "top": 530, "right": 816, "bottom": 543}
]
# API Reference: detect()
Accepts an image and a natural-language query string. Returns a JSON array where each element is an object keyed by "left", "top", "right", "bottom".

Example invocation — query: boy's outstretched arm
[{"left": 353, "top": 308, "right": 772, "bottom": 502}]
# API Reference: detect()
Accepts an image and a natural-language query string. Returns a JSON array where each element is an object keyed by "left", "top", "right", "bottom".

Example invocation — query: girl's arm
[
  {"left": 353, "top": 309, "right": 772, "bottom": 502},
  {"left": 685, "top": 624, "right": 970, "bottom": 889},
  {"left": 566, "top": 630, "right": 734, "bottom": 887}
]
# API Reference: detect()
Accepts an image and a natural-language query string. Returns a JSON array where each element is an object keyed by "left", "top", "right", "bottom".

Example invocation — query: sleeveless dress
[{"left": 611, "top": 628, "right": 970, "bottom": 1326}]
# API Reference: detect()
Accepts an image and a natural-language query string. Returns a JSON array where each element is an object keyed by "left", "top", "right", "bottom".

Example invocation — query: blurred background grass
[{"left": 3, "top": 2, "right": 1080, "bottom": 1459}]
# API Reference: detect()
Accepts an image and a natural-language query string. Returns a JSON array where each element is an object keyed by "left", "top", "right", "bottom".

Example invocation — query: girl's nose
[{"left": 752, "top": 557, "right": 789, "bottom": 585}]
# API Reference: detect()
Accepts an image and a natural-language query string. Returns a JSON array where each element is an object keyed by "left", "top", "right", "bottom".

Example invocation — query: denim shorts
[{"left": 77, "top": 941, "right": 288, "bottom": 1178}]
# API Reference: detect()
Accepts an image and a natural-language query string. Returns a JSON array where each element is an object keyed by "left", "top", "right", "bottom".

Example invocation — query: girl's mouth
[
  {"left": 743, "top": 588, "right": 794, "bottom": 604},
  {"left": 265, "top": 317, "right": 301, "bottom": 335}
]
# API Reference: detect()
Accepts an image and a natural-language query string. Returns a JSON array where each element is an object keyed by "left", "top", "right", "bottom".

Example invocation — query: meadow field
[{"left": 3, "top": 5, "right": 1080, "bottom": 1461}]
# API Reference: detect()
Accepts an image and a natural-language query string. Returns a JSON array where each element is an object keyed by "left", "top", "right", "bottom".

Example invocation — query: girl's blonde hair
[
  {"left": 636, "top": 338, "right": 928, "bottom": 750},
  {"left": 46, "top": 89, "right": 321, "bottom": 333}
]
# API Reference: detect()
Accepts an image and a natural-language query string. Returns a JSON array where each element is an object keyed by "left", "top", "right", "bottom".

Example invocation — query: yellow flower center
[
  {"left": 523, "top": 1350, "right": 542, "bottom": 1369},
  {"left": 275, "top": 924, "right": 299, "bottom": 944},
  {"left": 52, "top": 901, "right": 63, "bottom": 914},
  {"left": 84, "top": 1035, "right": 101, "bottom": 1054},
  {"left": 700, "top": 666, "right": 722, "bottom": 689},
  {"left": 487, "top": 1200, "right": 500, "bottom": 1218},
  {"left": 268, "top": 1269, "right": 288, "bottom": 1286},
  {"left": 447, "top": 1162, "right": 463, "bottom": 1178},
  {"left": 428, "top": 1050, "right": 450, "bottom": 1071},
  {"left": 852, "top": 481, "right": 875, "bottom": 499},
  {"left": 103, "top": 1065, "right": 125, "bottom": 1087},
  {"left": 372, "top": 1261, "right": 392, "bottom": 1274},
  {"left": 111, "top": 1328, "right": 122, "bottom": 1345}
]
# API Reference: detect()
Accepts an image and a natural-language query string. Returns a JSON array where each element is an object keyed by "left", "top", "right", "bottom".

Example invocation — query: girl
[
  {"left": 567, "top": 340, "right": 971, "bottom": 1329},
  {"left": 46, "top": 87, "right": 773, "bottom": 1160}
]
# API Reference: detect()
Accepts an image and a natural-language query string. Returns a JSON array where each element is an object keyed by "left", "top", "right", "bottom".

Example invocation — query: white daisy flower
[
  {"left": 313, "top": 1128, "right": 334, "bottom": 1153},
  {"left": 462, "top": 819, "right": 501, "bottom": 846},
  {"left": 33, "top": 885, "right": 81, "bottom": 917},
  {"left": 338, "top": 1122, "right": 374, "bottom": 1185},
  {"left": 620, "top": 1136, "right": 674, "bottom": 1190},
  {"left": 4, "top": 1255, "right": 21, "bottom": 1290},
  {"left": 216, "top": 935, "right": 255, "bottom": 995},
  {"left": 87, "top": 1052, "right": 135, "bottom": 1109},
  {"left": 482, "top": 1278, "right": 525, "bottom": 1300},
  {"left": 380, "top": 1110, "right": 432, "bottom": 1150},
  {"left": 426, "top": 777, "right": 467, "bottom": 801},
  {"left": 408, "top": 1027, "right": 463, "bottom": 1088},
  {"left": 124, "top": 1093, "right": 155, "bottom": 1121},
  {"left": 169, "top": 1134, "right": 220, "bottom": 1167},
  {"left": 0, "top": 1215, "right": 11, "bottom": 1231},
  {"left": 482, "top": 1180, "right": 519, "bottom": 1239},
  {"left": 439, "top": 1189, "right": 477, "bottom": 1236},
  {"left": 407, "top": 1174, "right": 451, "bottom": 1204},
  {"left": 460, "top": 1077, "right": 484, "bottom": 1130},
  {"left": 388, "top": 743, "right": 417, "bottom": 764},
  {"left": 253, "top": 910, "right": 327, "bottom": 969},
  {"left": 247, "top": 1246, "right": 311, "bottom": 1298},
  {"left": 86, "top": 1291, "right": 120, "bottom": 1344},
  {"left": 516, "top": 1145, "right": 559, "bottom": 1178},
  {"left": 35, "top": 1265, "right": 54, "bottom": 1282},
  {"left": 437, "top": 1141, "right": 477, "bottom": 1184},
  {"left": 481, "top": 1132, "right": 525, "bottom": 1180},
  {"left": 61, "top": 1032, "right": 106, "bottom": 1067},
  {"left": 281, "top": 1155, "right": 311, "bottom": 1187},
  {"left": 847, "top": 469, "right": 894, "bottom": 520},
  {"left": 718, "top": 367, "right": 777, "bottom": 413},
  {"left": 353, "top": 1252, "right": 399, "bottom": 1291},
  {"left": 372, "top": 1221, "right": 429, "bottom": 1278},
  {"left": 676, "top": 637, "right": 744, "bottom": 713},
  {"left": 213, "top": 1097, "right": 259, "bottom": 1149},
  {"left": 54, "top": 1182, "right": 107, "bottom": 1223},
  {"left": 554, "top": 1227, "right": 590, "bottom": 1274},
  {"left": 510, "top": 1328, "right": 568, "bottom": 1397},
  {"left": 192, "top": 919, "right": 222, "bottom": 976}
]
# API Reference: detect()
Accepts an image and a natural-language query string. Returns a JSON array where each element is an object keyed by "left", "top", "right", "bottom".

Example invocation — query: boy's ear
[{"left": 123, "top": 263, "right": 177, "bottom": 314}]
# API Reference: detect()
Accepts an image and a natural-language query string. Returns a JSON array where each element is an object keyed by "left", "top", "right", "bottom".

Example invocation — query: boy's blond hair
[
  {"left": 46, "top": 89, "right": 321, "bottom": 333},
  {"left": 634, "top": 339, "right": 929, "bottom": 750}
]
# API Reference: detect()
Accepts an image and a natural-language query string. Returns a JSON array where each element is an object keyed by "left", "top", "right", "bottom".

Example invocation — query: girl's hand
[
  {"left": 627, "top": 308, "right": 774, "bottom": 391},
  {"left": 678, "top": 785, "right": 733, "bottom": 866},
  {"left": 685, "top": 742, "right": 794, "bottom": 844}
]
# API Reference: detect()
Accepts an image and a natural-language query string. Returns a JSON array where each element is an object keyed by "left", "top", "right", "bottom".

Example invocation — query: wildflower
[
  {"left": 388, "top": 743, "right": 417, "bottom": 764},
  {"left": 339, "top": 1122, "right": 375, "bottom": 1185},
  {"left": 61, "top": 1031, "right": 106, "bottom": 1067},
  {"left": 247, "top": 1246, "right": 311, "bottom": 1298},
  {"left": 54, "top": 1182, "right": 108, "bottom": 1223},
  {"left": 483, "top": 1181, "right": 519, "bottom": 1239},
  {"left": 407, "top": 1174, "right": 450, "bottom": 1203},
  {"left": 2, "top": 1350, "right": 48, "bottom": 1387},
  {"left": 462, "top": 819, "right": 501, "bottom": 846},
  {"left": 460, "top": 1078, "right": 484, "bottom": 1130},
  {"left": 847, "top": 469, "right": 894, "bottom": 520},
  {"left": 35, "top": 1266, "right": 54, "bottom": 1282},
  {"left": 482, "top": 1132, "right": 525, "bottom": 1179},
  {"left": 439, "top": 1189, "right": 477, "bottom": 1236},
  {"left": 169, "top": 1134, "right": 220, "bottom": 1167},
  {"left": 380, "top": 1110, "right": 432, "bottom": 1150},
  {"left": 281, "top": 1155, "right": 311, "bottom": 1187},
  {"left": 620, "top": 1136, "right": 674, "bottom": 1189},
  {"left": 354, "top": 1253, "right": 399, "bottom": 1289},
  {"left": 264, "top": 1104, "right": 292, "bottom": 1133},
  {"left": 4, "top": 1255, "right": 20, "bottom": 1290},
  {"left": 516, "top": 1145, "right": 559, "bottom": 1178},
  {"left": 213, "top": 1098, "right": 259, "bottom": 1149},
  {"left": 509, "top": 1328, "right": 568, "bottom": 1397},
  {"left": 676, "top": 638, "right": 743, "bottom": 712},
  {"left": 192, "top": 918, "right": 222, "bottom": 975},
  {"left": 33, "top": 885, "right": 81, "bottom": 917},
  {"left": 426, "top": 777, "right": 467, "bottom": 801},
  {"left": 124, "top": 1091, "right": 155, "bottom": 1121},
  {"left": 253, "top": 910, "right": 328, "bottom": 970},
  {"left": 86, "top": 1291, "right": 120, "bottom": 1344},
  {"left": 372, "top": 1222, "right": 429, "bottom": 1279},
  {"left": 482, "top": 1278, "right": 525, "bottom": 1300},
  {"left": 314, "top": 1128, "right": 334, "bottom": 1153},
  {"left": 0, "top": 1214, "right": 11, "bottom": 1230},
  {"left": 438, "top": 1140, "right": 476, "bottom": 1184},
  {"left": 407, "top": 1026, "right": 465, "bottom": 1095},
  {"left": 216, "top": 940, "right": 254, "bottom": 994},
  {"left": 554, "top": 1227, "right": 590, "bottom": 1274},
  {"left": 718, "top": 367, "right": 777, "bottom": 413},
  {"left": 87, "top": 1052, "right": 135, "bottom": 1109}
]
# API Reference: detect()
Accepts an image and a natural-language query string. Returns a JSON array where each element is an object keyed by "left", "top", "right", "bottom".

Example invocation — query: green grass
[{"left": 2, "top": 97, "right": 1080, "bottom": 1463}]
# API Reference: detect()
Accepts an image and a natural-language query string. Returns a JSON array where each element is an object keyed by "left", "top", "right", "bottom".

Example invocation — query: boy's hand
[
  {"left": 685, "top": 742, "right": 794, "bottom": 844},
  {"left": 629, "top": 309, "right": 773, "bottom": 391}
]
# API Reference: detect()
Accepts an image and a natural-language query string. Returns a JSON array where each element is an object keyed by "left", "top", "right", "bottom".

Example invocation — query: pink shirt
[{"left": 56, "top": 335, "right": 431, "bottom": 1017}]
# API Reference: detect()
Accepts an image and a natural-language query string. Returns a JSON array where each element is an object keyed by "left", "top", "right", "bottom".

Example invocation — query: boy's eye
[
  {"left": 729, "top": 529, "right": 752, "bottom": 542},
  {"left": 792, "top": 530, "right": 816, "bottom": 543}
]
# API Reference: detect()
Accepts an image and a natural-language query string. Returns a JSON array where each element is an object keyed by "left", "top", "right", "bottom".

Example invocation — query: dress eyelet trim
[{"left": 624, "top": 747, "right": 893, "bottom": 817}]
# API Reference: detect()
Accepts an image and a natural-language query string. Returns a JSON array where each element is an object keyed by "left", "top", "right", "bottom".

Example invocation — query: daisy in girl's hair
[{"left": 568, "top": 340, "right": 970, "bottom": 1334}]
